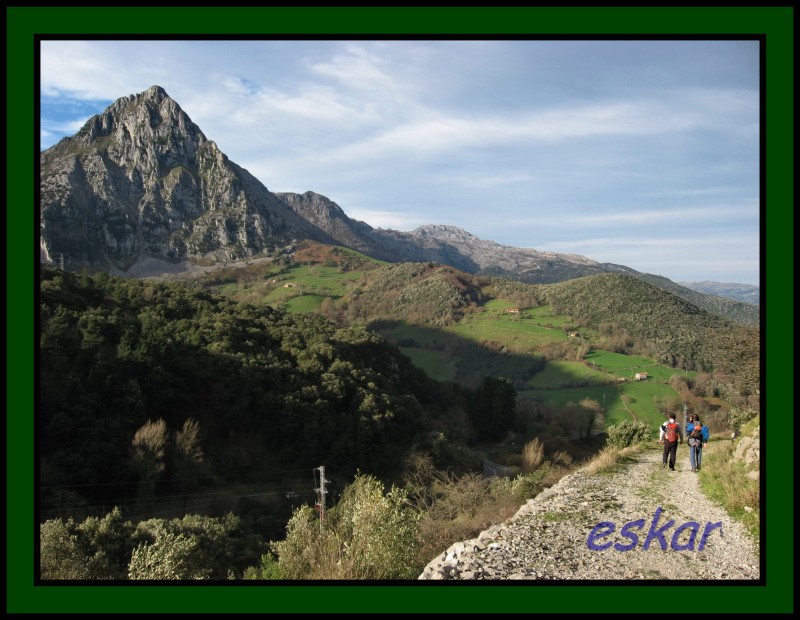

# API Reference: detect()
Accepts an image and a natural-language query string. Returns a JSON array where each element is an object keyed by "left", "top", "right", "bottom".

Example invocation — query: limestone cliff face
[{"left": 40, "top": 85, "right": 329, "bottom": 271}]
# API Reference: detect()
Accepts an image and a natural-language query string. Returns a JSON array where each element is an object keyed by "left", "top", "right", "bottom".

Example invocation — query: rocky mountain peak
[
  {"left": 40, "top": 86, "right": 328, "bottom": 272},
  {"left": 411, "top": 224, "right": 478, "bottom": 242},
  {"left": 76, "top": 85, "right": 202, "bottom": 144}
]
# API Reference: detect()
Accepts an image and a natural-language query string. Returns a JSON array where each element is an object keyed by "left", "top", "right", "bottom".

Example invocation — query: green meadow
[
  {"left": 283, "top": 294, "right": 326, "bottom": 314},
  {"left": 448, "top": 313, "right": 568, "bottom": 353},
  {"left": 521, "top": 379, "right": 677, "bottom": 431},
  {"left": 399, "top": 347, "right": 456, "bottom": 382},
  {"left": 525, "top": 360, "right": 615, "bottom": 389},
  {"left": 585, "top": 350, "right": 692, "bottom": 382},
  {"left": 207, "top": 263, "right": 364, "bottom": 308}
]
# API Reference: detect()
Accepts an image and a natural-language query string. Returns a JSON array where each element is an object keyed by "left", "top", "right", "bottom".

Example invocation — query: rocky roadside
[{"left": 419, "top": 445, "right": 759, "bottom": 580}]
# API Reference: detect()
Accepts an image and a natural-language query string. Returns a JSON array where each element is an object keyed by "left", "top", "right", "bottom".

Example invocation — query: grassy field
[
  {"left": 525, "top": 305, "right": 583, "bottom": 328},
  {"left": 448, "top": 313, "right": 568, "bottom": 353},
  {"left": 525, "top": 360, "right": 615, "bottom": 389},
  {"left": 585, "top": 350, "right": 692, "bottom": 382},
  {"left": 377, "top": 309, "right": 684, "bottom": 433},
  {"left": 520, "top": 378, "right": 677, "bottom": 432},
  {"left": 399, "top": 347, "right": 456, "bottom": 382},
  {"left": 377, "top": 323, "right": 460, "bottom": 349},
  {"left": 283, "top": 294, "right": 326, "bottom": 314},
  {"left": 207, "top": 263, "right": 364, "bottom": 308}
]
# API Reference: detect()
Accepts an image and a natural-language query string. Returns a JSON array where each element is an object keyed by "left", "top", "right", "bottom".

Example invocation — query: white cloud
[
  {"left": 345, "top": 208, "right": 428, "bottom": 231},
  {"left": 41, "top": 117, "right": 89, "bottom": 135},
  {"left": 435, "top": 172, "right": 539, "bottom": 188},
  {"left": 309, "top": 44, "right": 398, "bottom": 94}
]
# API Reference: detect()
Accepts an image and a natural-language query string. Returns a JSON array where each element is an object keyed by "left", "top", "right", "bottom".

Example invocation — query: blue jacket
[{"left": 686, "top": 422, "right": 709, "bottom": 444}]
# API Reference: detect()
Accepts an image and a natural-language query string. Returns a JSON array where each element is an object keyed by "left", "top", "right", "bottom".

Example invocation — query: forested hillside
[
  {"left": 39, "top": 268, "right": 511, "bottom": 518},
  {"left": 307, "top": 261, "right": 758, "bottom": 403},
  {"left": 539, "top": 274, "right": 760, "bottom": 399}
]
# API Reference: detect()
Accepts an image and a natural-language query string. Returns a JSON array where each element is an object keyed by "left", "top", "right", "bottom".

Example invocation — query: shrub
[
  {"left": 243, "top": 553, "right": 284, "bottom": 580},
  {"left": 128, "top": 525, "right": 210, "bottom": 580},
  {"left": 728, "top": 406, "right": 758, "bottom": 433},
  {"left": 605, "top": 419, "right": 651, "bottom": 448},
  {"left": 509, "top": 467, "right": 550, "bottom": 502},
  {"left": 40, "top": 519, "right": 94, "bottom": 580},
  {"left": 40, "top": 507, "right": 135, "bottom": 580},
  {"left": 272, "top": 474, "right": 420, "bottom": 580}
]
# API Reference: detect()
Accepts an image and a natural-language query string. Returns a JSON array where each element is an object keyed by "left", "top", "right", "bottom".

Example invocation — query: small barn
[{"left": 635, "top": 372, "right": 648, "bottom": 381}]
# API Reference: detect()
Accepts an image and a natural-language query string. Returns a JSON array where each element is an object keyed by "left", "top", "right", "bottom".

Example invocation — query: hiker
[
  {"left": 687, "top": 416, "right": 710, "bottom": 472},
  {"left": 684, "top": 414, "right": 696, "bottom": 441},
  {"left": 659, "top": 413, "right": 683, "bottom": 471}
]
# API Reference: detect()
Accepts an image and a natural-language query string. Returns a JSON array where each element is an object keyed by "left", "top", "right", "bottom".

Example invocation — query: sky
[{"left": 39, "top": 39, "right": 761, "bottom": 285}]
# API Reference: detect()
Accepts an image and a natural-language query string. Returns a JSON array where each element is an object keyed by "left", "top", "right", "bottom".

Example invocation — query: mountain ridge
[{"left": 39, "top": 85, "right": 758, "bottom": 325}]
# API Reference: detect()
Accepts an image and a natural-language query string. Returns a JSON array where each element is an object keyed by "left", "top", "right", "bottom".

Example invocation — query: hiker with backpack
[
  {"left": 686, "top": 416, "right": 709, "bottom": 472},
  {"left": 659, "top": 413, "right": 683, "bottom": 471}
]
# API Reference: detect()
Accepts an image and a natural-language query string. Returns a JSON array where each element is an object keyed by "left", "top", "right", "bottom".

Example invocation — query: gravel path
[{"left": 419, "top": 445, "right": 760, "bottom": 580}]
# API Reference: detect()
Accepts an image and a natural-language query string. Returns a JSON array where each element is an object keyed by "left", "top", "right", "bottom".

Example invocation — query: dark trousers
[{"left": 662, "top": 441, "right": 678, "bottom": 469}]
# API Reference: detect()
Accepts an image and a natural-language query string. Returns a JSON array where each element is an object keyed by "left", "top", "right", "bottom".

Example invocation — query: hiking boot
[{"left": 691, "top": 468, "right": 696, "bottom": 472}]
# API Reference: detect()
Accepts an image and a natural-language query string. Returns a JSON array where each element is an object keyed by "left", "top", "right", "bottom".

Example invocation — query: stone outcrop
[{"left": 734, "top": 425, "right": 760, "bottom": 467}]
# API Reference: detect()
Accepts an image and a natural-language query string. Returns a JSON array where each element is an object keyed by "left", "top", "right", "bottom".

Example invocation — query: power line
[
  {"left": 40, "top": 467, "right": 313, "bottom": 491},
  {"left": 40, "top": 483, "right": 302, "bottom": 510},
  {"left": 39, "top": 484, "right": 315, "bottom": 518}
]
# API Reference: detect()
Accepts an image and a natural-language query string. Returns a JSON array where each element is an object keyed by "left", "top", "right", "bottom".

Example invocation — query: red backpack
[{"left": 665, "top": 422, "right": 679, "bottom": 443}]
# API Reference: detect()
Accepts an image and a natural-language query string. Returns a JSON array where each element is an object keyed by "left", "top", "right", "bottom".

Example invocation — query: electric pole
[
  {"left": 683, "top": 402, "right": 688, "bottom": 429},
  {"left": 58, "top": 253, "right": 65, "bottom": 271},
  {"left": 315, "top": 466, "right": 327, "bottom": 531}
]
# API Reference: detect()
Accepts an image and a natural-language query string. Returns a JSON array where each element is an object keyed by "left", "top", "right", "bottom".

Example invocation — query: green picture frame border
[{"left": 8, "top": 4, "right": 793, "bottom": 614}]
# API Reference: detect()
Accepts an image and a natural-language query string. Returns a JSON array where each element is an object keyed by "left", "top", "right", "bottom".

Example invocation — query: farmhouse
[
  {"left": 283, "top": 282, "right": 295, "bottom": 288},
  {"left": 507, "top": 307, "right": 520, "bottom": 314},
  {"left": 568, "top": 332, "right": 580, "bottom": 338},
  {"left": 635, "top": 372, "right": 648, "bottom": 381}
]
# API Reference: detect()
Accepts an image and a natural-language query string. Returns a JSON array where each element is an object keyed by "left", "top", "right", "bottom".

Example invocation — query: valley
[{"left": 191, "top": 241, "right": 718, "bottom": 441}]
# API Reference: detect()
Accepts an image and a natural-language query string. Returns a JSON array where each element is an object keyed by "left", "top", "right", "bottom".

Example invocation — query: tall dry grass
[{"left": 521, "top": 437, "right": 545, "bottom": 471}]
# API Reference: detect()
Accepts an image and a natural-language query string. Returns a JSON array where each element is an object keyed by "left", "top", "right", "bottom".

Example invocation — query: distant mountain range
[
  {"left": 38, "top": 85, "right": 759, "bottom": 326},
  {"left": 677, "top": 281, "right": 760, "bottom": 306}
]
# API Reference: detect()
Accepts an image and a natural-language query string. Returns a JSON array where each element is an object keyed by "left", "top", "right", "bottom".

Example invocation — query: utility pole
[
  {"left": 58, "top": 253, "right": 65, "bottom": 271},
  {"left": 683, "top": 402, "right": 688, "bottom": 429},
  {"left": 315, "top": 466, "right": 327, "bottom": 531}
]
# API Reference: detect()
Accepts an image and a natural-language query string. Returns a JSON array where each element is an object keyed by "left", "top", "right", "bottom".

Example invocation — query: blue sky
[{"left": 40, "top": 40, "right": 760, "bottom": 285}]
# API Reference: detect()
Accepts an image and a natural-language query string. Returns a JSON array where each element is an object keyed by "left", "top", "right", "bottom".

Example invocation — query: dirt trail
[{"left": 419, "top": 446, "right": 760, "bottom": 580}]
